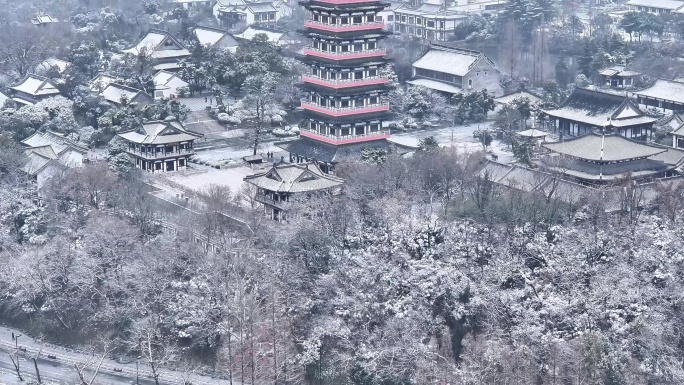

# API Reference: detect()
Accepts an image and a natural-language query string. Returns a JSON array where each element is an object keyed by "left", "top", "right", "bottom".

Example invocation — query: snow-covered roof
[
  {"left": 118, "top": 120, "right": 202, "bottom": 145},
  {"left": 10, "top": 74, "right": 60, "bottom": 97},
  {"left": 236, "top": 26, "right": 287, "bottom": 44},
  {"left": 542, "top": 133, "right": 666, "bottom": 162},
  {"left": 244, "top": 162, "right": 344, "bottom": 193},
  {"left": 153, "top": 70, "right": 189, "bottom": 89},
  {"left": 412, "top": 44, "right": 492, "bottom": 77},
  {"left": 495, "top": 90, "right": 543, "bottom": 105},
  {"left": 248, "top": 2, "right": 277, "bottom": 12},
  {"left": 543, "top": 87, "right": 656, "bottom": 127},
  {"left": 626, "top": 0, "right": 684, "bottom": 10},
  {"left": 406, "top": 78, "right": 462, "bottom": 94},
  {"left": 31, "top": 15, "right": 58, "bottom": 25},
  {"left": 635, "top": 79, "right": 684, "bottom": 105},
  {"left": 101, "top": 83, "right": 150, "bottom": 105},
  {"left": 598, "top": 65, "right": 641, "bottom": 77},
  {"left": 122, "top": 30, "right": 190, "bottom": 59},
  {"left": 517, "top": 129, "right": 549, "bottom": 138},
  {"left": 22, "top": 130, "right": 88, "bottom": 155},
  {"left": 36, "top": 58, "right": 71, "bottom": 74},
  {"left": 90, "top": 74, "right": 120, "bottom": 91},
  {"left": 193, "top": 26, "right": 239, "bottom": 48}
]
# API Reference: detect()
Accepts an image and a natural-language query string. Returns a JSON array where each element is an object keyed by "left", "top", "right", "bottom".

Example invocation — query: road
[{"left": 0, "top": 326, "right": 233, "bottom": 385}]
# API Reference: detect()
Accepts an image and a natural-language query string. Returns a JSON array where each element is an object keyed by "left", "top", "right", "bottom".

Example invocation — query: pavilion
[
  {"left": 536, "top": 133, "right": 684, "bottom": 184},
  {"left": 542, "top": 87, "right": 657, "bottom": 140}
]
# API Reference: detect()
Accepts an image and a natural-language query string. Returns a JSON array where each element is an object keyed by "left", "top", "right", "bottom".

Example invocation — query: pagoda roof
[
  {"left": 634, "top": 78, "right": 684, "bottom": 105},
  {"left": 542, "top": 87, "right": 657, "bottom": 127},
  {"left": 298, "top": 108, "right": 391, "bottom": 124},
  {"left": 300, "top": 0, "right": 390, "bottom": 11},
  {"left": 297, "top": 53, "right": 390, "bottom": 67},
  {"left": 300, "top": 29, "right": 390, "bottom": 40},
  {"left": 542, "top": 133, "right": 666, "bottom": 163},
  {"left": 277, "top": 136, "right": 390, "bottom": 163},
  {"left": 298, "top": 82, "right": 393, "bottom": 96},
  {"left": 118, "top": 120, "right": 202, "bottom": 145},
  {"left": 244, "top": 162, "right": 344, "bottom": 193}
]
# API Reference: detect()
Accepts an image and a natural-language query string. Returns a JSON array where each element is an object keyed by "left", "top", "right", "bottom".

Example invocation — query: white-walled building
[
  {"left": 153, "top": 70, "right": 190, "bottom": 99},
  {"left": 213, "top": 0, "right": 293, "bottom": 30}
]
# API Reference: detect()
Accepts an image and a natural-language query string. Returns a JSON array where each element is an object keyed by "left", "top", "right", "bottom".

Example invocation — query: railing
[
  {"left": 303, "top": 48, "right": 386, "bottom": 60},
  {"left": 300, "top": 129, "right": 390, "bottom": 145},
  {"left": 255, "top": 194, "right": 290, "bottom": 209},
  {"left": 301, "top": 101, "right": 390, "bottom": 116},
  {"left": 301, "top": 75, "right": 389, "bottom": 89},
  {"left": 128, "top": 149, "right": 195, "bottom": 159},
  {"left": 304, "top": 20, "right": 385, "bottom": 32}
]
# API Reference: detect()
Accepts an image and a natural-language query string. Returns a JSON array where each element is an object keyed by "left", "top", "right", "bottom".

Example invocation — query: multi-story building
[
  {"left": 121, "top": 29, "right": 191, "bottom": 72},
  {"left": 213, "top": 0, "right": 293, "bottom": 30},
  {"left": 117, "top": 120, "right": 203, "bottom": 172},
  {"left": 278, "top": 0, "right": 395, "bottom": 174},
  {"left": 393, "top": 3, "right": 466, "bottom": 41},
  {"left": 243, "top": 162, "right": 344, "bottom": 222},
  {"left": 407, "top": 44, "right": 502, "bottom": 96}
]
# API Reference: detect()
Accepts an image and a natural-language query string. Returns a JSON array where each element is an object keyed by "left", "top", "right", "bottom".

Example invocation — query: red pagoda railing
[
  {"left": 304, "top": 20, "right": 385, "bottom": 32},
  {"left": 313, "top": 0, "right": 379, "bottom": 3},
  {"left": 303, "top": 48, "right": 386, "bottom": 60},
  {"left": 301, "top": 101, "right": 390, "bottom": 117},
  {"left": 301, "top": 75, "right": 389, "bottom": 89},
  {"left": 300, "top": 129, "right": 390, "bottom": 145}
]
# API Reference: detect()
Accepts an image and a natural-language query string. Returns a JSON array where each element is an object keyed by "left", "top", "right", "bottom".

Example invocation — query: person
[{"left": 205, "top": 96, "right": 208, "bottom": 103}]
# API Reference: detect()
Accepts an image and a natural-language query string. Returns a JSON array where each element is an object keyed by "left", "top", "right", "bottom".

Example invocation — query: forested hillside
[{"left": 1, "top": 145, "right": 684, "bottom": 385}]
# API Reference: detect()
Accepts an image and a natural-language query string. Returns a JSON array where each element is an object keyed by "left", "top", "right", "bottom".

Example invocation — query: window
[
  {"left": 388, "top": 15, "right": 394, "bottom": 21},
  {"left": 468, "top": 79, "right": 473, "bottom": 88},
  {"left": 341, "top": 72, "right": 350, "bottom": 80},
  {"left": 416, "top": 28, "right": 422, "bottom": 36},
  {"left": 484, "top": 71, "right": 488, "bottom": 75},
  {"left": 341, "top": 44, "right": 350, "bottom": 52},
  {"left": 354, "top": 71, "right": 363, "bottom": 79},
  {"left": 427, "top": 20, "right": 435, "bottom": 28},
  {"left": 341, "top": 100, "right": 350, "bottom": 107},
  {"left": 367, "top": 14, "right": 375, "bottom": 22},
  {"left": 354, "top": 43, "right": 362, "bottom": 51},
  {"left": 409, "top": 17, "right": 414, "bottom": 24},
  {"left": 370, "top": 96, "right": 378, "bottom": 104},
  {"left": 341, "top": 17, "right": 349, "bottom": 24},
  {"left": 368, "top": 69, "right": 377, "bottom": 77},
  {"left": 377, "top": 16, "right": 383, "bottom": 21},
  {"left": 353, "top": 16, "right": 362, "bottom": 23},
  {"left": 367, "top": 41, "right": 376, "bottom": 49},
  {"left": 401, "top": 15, "right": 406, "bottom": 22},
  {"left": 322, "top": 15, "right": 328, "bottom": 23},
  {"left": 476, "top": 72, "right": 480, "bottom": 77},
  {"left": 155, "top": 91, "right": 164, "bottom": 97}
]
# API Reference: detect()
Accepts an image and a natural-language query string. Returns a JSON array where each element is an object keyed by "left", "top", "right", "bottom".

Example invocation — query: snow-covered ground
[
  {"left": 192, "top": 143, "right": 287, "bottom": 167},
  {"left": 161, "top": 164, "right": 260, "bottom": 194},
  {"left": 389, "top": 122, "right": 516, "bottom": 164}
]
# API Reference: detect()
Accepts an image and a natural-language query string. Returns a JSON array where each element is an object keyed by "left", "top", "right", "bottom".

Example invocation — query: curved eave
[
  {"left": 300, "top": 1, "right": 391, "bottom": 11},
  {"left": 298, "top": 108, "right": 392, "bottom": 124},
  {"left": 296, "top": 54, "right": 391, "bottom": 66},
  {"left": 298, "top": 82, "right": 393, "bottom": 96},
  {"left": 296, "top": 58, "right": 390, "bottom": 69},
  {"left": 299, "top": 29, "right": 391, "bottom": 39}
]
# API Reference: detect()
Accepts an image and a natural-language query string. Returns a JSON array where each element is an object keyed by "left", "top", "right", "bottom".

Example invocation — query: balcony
[
  {"left": 128, "top": 149, "right": 195, "bottom": 159},
  {"left": 255, "top": 193, "right": 290, "bottom": 210},
  {"left": 303, "top": 48, "right": 386, "bottom": 60},
  {"left": 301, "top": 75, "right": 389, "bottom": 89},
  {"left": 304, "top": 20, "right": 385, "bottom": 32},
  {"left": 301, "top": 101, "right": 390, "bottom": 117},
  {"left": 300, "top": 129, "right": 390, "bottom": 145}
]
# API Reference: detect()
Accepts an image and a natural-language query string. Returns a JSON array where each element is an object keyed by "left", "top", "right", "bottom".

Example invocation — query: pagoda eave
[
  {"left": 299, "top": 0, "right": 391, "bottom": 11},
  {"left": 298, "top": 109, "right": 392, "bottom": 124},
  {"left": 298, "top": 29, "right": 391, "bottom": 39},
  {"left": 297, "top": 82, "right": 393, "bottom": 96},
  {"left": 296, "top": 54, "right": 391, "bottom": 66}
]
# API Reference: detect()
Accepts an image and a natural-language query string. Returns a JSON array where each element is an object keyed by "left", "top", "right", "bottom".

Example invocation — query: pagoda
[{"left": 279, "top": 0, "right": 393, "bottom": 174}]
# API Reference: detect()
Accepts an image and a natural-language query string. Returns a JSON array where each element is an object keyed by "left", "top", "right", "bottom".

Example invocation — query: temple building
[
  {"left": 243, "top": 162, "right": 344, "bottom": 221},
  {"left": 598, "top": 66, "right": 641, "bottom": 89},
  {"left": 542, "top": 87, "right": 657, "bottom": 140},
  {"left": 536, "top": 133, "right": 684, "bottom": 184},
  {"left": 117, "top": 120, "right": 203, "bottom": 172},
  {"left": 278, "top": 0, "right": 394, "bottom": 174},
  {"left": 21, "top": 131, "right": 88, "bottom": 188}
]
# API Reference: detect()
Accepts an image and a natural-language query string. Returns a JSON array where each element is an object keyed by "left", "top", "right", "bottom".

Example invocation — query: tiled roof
[
  {"left": 542, "top": 133, "right": 666, "bottom": 162},
  {"left": 193, "top": 26, "right": 239, "bottom": 47},
  {"left": 406, "top": 78, "right": 462, "bottom": 94},
  {"left": 626, "top": 0, "right": 684, "bottom": 10},
  {"left": 543, "top": 87, "right": 655, "bottom": 127},
  {"left": 412, "top": 44, "right": 489, "bottom": 77},
  {"left": 36, "top": 58, "right": 71, "bottom": 74},
  {"left": 21, "top": 131, "right": 88, "bottom": 155},
  {"left": 122, "top": 30, "right": 190, "bottom": 59},
  {"left": 244, "top": 162, "right": 344, "bottom": 193},
  {"left": 635, "top": 79, "right": 684, "bottom": 105},
  {"left": 10, "top": 74, "right": 60, "bottom": 97},
  {"left": 118, "top": 120, "right": 202, "bottom": 145},
  {"left": 101, "top": 83, "right": 150, "bottom": 105},
  {"left": 495, "top": 90, "right": 543, "bottom": 105}
]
